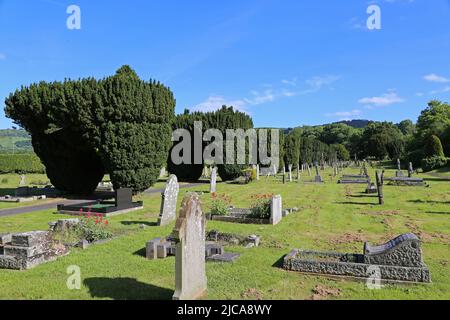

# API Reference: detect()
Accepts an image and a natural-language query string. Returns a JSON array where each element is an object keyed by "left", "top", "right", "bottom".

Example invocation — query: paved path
[{"left": 0, "top": 182, "right": 208, "bottom": 218}]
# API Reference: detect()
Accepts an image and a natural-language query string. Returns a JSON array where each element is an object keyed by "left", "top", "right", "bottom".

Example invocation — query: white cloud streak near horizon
[
  {"left": 358, "top": 91, "right": 405, "bottom": 107},
  {"left": 192, "top": 75, "right": 340, "bottom": 113}
]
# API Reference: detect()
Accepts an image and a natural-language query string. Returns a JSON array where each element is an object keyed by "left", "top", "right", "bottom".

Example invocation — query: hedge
[{"left": 0, "top": 153, "right": 45, "bottom": 174}]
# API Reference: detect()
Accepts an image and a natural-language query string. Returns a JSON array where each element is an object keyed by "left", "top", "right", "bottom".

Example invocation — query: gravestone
[
  {"left": 307, "top": 165, "right": 312, "bottom": 177},
  {"left": 297, "top": 165, "right": 301, "bottom": 183},
  {"left": 288, "top": 165, "right": 293, "bottom": 182},
  {"left": 376, "top": 171, "right": 384, "bottom": 205},
  {"left": 115, "top": 188, "right": 133, "bottom": 210},
  {"left": 270, "top": 195, "right": 282, "bottom": 225},
  {"left": 210, "top": 167, "right": 217, "bottom": 193},
  {"left": 408, "top": 162, "right": 414, "bottom": 178},
  {"left": 19, "top": 175, "right": 26, "bottom": 187},
  {"left": 314, "top": 163, "right": 323, "bottom": 183},
  {"left": 157, "top": 175, "right": 180, "bottom": 226},
  {"left": 273, "top": 165, "right": 277, "bottom": 176},
  {"left": 256, "top": 165, "right": 260, "bottom": 181},
  {"left": 172, "top": 193, "right": 207, "bottom": 300},
  {"left": 396, "top": 159, "right": 404, "bottom": 177},
  {"left": 159, "top": 167, "right": 167, "bottom": 179}
]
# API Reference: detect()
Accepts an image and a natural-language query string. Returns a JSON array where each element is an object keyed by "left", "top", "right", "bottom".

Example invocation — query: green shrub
[
  {"left": 421, "top": 156, "right": 448, "bottom": 172},
  {"left": 249, "top": 194, "right": 273, "bottom": 219},
  {"left": 1, "top": 178, "right": 8, "bottom": 184},
  {"left": 0, "top": 153, "right": 45, "bottom": 174},
  {"left": 5, "top": 66, "right": 175, "bottom": 194},
  {"left": 424, "top": 135, "right": 445, "bottom": 158},
  {"left": 210, "top": 193, "right": 231, "bottom": 216}
]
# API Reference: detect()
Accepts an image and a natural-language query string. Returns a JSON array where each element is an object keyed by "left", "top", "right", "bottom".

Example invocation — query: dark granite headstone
[{"left": 115, "top": 188, "right": 133, "bottom": 209}]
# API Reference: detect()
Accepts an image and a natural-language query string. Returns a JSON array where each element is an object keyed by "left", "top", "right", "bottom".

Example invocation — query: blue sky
[{"left": 0, "top": 0, "right": 450, "bottom": 129}]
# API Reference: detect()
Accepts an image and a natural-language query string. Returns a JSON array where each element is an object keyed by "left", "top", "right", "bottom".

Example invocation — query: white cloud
[
  {"left": 358, "top": 91, "right": 405, "bottom": 107},
  {"left": 326, "top": 109, "right": 362, "bottom": 120},
  {"left": 244, "top": 90, "right": 275, "bottom": 105},
  {"left": 430, "top": 86, "right": 450, "bottom": 95},
  {"left": 424, "top": 73, "right": 450, "bottom": 83},
  {"left": 192, "top": 96, "right": 247, "bottom": 113},
  {"left": 193, "top": 74, "right": 340, "bottom": 113}
]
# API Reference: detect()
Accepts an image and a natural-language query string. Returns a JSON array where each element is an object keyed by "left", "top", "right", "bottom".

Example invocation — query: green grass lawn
[{"left": 0, "top": 167, "right": 448, "bottom": 300}]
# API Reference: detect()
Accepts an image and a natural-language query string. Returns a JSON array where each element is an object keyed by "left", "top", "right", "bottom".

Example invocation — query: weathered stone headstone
[
  {"left": 172, "top": 193, "right": 207, "bottom": 300},
  {"left": 210, "top": 167, "right": 217, "bottom": 193},
  {"left": 288, "top": 165, "right": 293, "bottom": 182},
  {"left": 408, "top": 162, "right": 414, "bottom": 178},
  {"left": 375, "top": 171, "right": 384, "bottom": 205},
  {"left": 396, "top": 159, "right": 404, "bottom": 177},
  {"left": 256, "top": 165, "right": 260, "bottom": 181},
  {"left": 270, "top": 195, "right": 282, "bottom": 225},
  {"left": 314, "top": 163, "right": 323, "bottom": 183},
  {"left": 159, "top": 167, "right": 167, "bottom": 179},
  {"left": 19, "top": 175, "right": 26, "bottom": 187},
  {"left": 157, "top": 175, "right": 180, "bottom": 226}
]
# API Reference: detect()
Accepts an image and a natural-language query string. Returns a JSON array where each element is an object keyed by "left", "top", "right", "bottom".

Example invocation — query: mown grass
[{"left": 0, "top": 167, "right": 448, "bottom": 300}]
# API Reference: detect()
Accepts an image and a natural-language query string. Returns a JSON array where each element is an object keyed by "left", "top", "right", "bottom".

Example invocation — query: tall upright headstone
[
  {"left": 210, "top": 167, "right": 217, "bottom": 193},
  {"left": 288, "top": 164, "right": 293, "bottom": 182},
  {"left": 157, "top": 175, "right": 180, "bottom": 226},
  {"left": 375, "top": 171, "right": 384, "bottom": 205},
  {"left": 396, "top": 159, "right": 404, "bottom": 177},
  {"left": 256, "top": 165, "right": 260, "bottom": 181},
  {"left": 314, "top": 163, "right": 323, "bottom": 183},
  {"left": 408, "top": 162, "right": 414, "bottom": 178},
  {"left": 270, "top": 195, "right": 282, "bottom": 225},
  {"left": 172, "top": 193, "right": 207, "bottom": 300}
]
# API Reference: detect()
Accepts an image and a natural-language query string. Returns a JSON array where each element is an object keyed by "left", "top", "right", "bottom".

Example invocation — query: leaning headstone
[
  {"left": 157, "top": 175, "right": 180, "bottom": 227},
  {"left": 270, "top": 195, "right": 283, "bottom": 225},
  {"left": 172, "top": 193, "right": 207, "bottom": 301},
  {"left": 210, "top": 167, "right": 217, "bottom": 193}
]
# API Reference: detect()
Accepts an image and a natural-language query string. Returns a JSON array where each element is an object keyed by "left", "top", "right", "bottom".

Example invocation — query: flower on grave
[{"left": 104, "top": 220, "right": 109, "bottom": 226}]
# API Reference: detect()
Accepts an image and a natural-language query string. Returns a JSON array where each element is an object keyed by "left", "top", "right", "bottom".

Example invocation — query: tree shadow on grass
[
  {"left": 336, "top": 201, "right": 375, "bottom": 206},
  {"left": 426, "top": 211, "right": 450, "bottom": 215},
  {"left": 348, "top": 194, "right": 377, "bottom": 198},
  {"left": 120, "top": 221, "right": 158, "bottom": 227},
  {"left": 84, "top": 277, "right": 173, "bottom": 300},
  {"left": 408, "top": 200, "right": 450, "bottom": 205}
]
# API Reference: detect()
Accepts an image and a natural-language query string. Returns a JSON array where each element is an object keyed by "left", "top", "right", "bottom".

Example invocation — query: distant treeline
[{"left": 0, "top": 153, "right": 45, "bottom": 174}]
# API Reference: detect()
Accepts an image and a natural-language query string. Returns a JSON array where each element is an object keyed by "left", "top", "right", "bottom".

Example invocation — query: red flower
[{"left": 104, "top": 220, "right": 109, "bottom": 226}]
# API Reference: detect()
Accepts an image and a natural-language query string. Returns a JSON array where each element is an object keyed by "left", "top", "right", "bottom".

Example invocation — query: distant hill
[
  {"left": 0, "top": 129, "right": 33, "bottom": 153},
  {"left": 334, "top": 120, "right": 370, "bottom": 129}
]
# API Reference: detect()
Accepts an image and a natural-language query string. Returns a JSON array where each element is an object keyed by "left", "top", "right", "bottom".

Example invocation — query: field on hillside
[{"left": 0, "top": 167, "right": 448, "bottom": 300}]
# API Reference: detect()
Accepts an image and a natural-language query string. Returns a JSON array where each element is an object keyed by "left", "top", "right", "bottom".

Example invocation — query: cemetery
[{"left": 0, "top": 68, "right": 448, "bottom": 301}]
